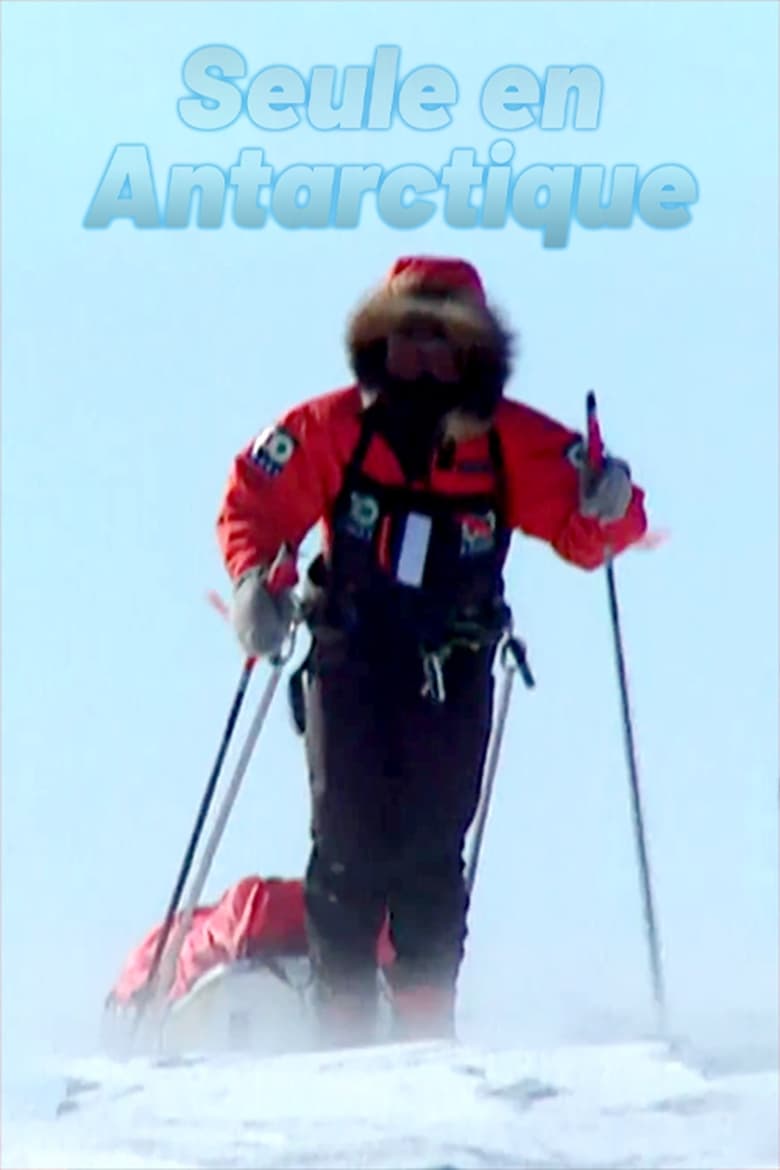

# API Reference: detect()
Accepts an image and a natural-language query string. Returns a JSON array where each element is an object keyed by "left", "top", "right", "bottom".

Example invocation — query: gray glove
[
  {"left": 232, "top": 567, "right": 295, "bottom": 658},
  {"left": 579, "top": 456, "right": 633, "bottom": 523}
]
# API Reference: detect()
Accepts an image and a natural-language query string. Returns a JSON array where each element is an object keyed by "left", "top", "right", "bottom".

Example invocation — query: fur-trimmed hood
[{"left": 346, "top": 257, "right": 515, "bottom": 441}]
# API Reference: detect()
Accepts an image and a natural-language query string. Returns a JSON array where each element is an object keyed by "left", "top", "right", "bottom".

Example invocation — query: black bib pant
[
  {"left": 300, "top": 414, "right": 507, "bottom": 1009},
  {"left": 303, "top": 634, "right": 495, "bottom": 1002}
]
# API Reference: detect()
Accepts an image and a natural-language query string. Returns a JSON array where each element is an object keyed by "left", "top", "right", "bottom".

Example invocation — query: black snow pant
[{"left": 302, "top": 632, "right": 495, "bottom": 1002}]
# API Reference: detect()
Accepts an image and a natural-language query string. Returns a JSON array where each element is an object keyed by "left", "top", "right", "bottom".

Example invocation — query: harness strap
[
  {"left": 327, "top": 405, "right": 380, "bottom": 606},
  {"left": 420, "top": 428, "right": 511, "bottom": 704},
  {"left": 315, "top": 407, "right": 513, "bottom": 703},
  {"left": 487, "top": 426, "right": 508, "bottom": 527}
]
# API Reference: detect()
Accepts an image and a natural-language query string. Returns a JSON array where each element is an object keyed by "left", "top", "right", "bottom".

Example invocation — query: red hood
[{"left": 385, "top": 256, "right": 487, "bottom": 305}]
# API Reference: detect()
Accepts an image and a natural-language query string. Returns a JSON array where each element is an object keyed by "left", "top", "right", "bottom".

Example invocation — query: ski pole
[
  {"left": 134, "top": 546, "right": 300, "bottom": 1032},
  {"left": 586, "top": 390, "right": 668, "bottom": 1036},
  {"left": 466, "top": 635, "right": 534, "bottom": 896},
  {"left": 133, "top": 653, "right": 256, "bottom": 1028},
  {"left": 150, "top": 655, "right": 289, "bottom": 1015},
  {"left": 151, "top": 642, "right": 303, "bottom": 1021}
]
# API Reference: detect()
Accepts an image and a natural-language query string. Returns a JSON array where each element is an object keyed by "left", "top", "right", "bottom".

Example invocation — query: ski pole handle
[
  {"left": 207, "top": 591, "right": 257, "bottom": 669},
  {"left": 585, "top": 392, "right": 669, "bottom": 552},
  {"left": 209, "top": 546, "right": 298, "bottom": 612},
  {"left": 501, "top": 636, "right": 536, "bottom": 689},
  {"left": 209, "top": 542, "right": 298, "bottom": 667},
  {"left": 585, "top": 390, "right": 605, "bottom": 472},
  {"left": 266, "top": 543, "right": 299, "bottom": 596}
]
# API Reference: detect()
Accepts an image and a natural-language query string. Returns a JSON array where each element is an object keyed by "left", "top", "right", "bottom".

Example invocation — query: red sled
[{"left": 104, "top": 876, "right": 396, "bottom": 1055}]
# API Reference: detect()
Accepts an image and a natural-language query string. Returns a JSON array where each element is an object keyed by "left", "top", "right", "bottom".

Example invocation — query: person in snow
[{"left": 217, "top": 255, "right": 648, "bottom": 1046}]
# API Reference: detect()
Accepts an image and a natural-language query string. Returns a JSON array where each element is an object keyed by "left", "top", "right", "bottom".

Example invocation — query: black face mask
[{"left": 372, "top": 374, "right": 460, "bottom": 483}]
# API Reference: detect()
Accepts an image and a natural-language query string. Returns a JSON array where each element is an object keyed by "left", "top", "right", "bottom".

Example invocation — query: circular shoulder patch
[{"left": 250, "top": 426, "right": 298, "bottom": 477}]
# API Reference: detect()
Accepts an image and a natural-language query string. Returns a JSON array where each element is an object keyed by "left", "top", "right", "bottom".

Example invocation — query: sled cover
[{"left": 109, "top": 876, "right": 394, "bottom": 1004}]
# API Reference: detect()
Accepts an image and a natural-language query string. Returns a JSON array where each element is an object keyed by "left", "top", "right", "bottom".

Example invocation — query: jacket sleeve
[
  {"left": 498, "top": 400, "right": 648, "bottom": 570},
  {"left": 216, "top": 396, "right": 348, "bottom": 581}
]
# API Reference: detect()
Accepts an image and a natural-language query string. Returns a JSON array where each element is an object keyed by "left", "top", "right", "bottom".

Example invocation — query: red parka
[
  {"left": 218, "top": 387, "right": 646, "bottom": 580},
  {"left": 217, "top": 258, "right": 647, "bottom": 583}
]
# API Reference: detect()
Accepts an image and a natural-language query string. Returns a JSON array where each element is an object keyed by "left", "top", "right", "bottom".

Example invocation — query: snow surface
[{"left": 2, "top": 1039, "right": 777, "bottom": 1169}]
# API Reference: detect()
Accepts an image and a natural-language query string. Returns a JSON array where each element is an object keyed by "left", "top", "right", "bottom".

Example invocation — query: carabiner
[{"left": 421, "top": 650, "right": 446, "bottom": 705}]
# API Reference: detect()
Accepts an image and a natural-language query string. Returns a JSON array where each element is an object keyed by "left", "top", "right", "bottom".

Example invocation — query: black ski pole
[
  {"left": 586, "top": 390, "right": 668, "bottom": 1037},
  {"left": 134, "top": 655, "right": 255, "bottom": 1024},
  {"left": 151, "top": 657, "right": 288, "bottom": 1010},
  {"left": 132, "top": 545, "right": 300, "bottom": 1039}
]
